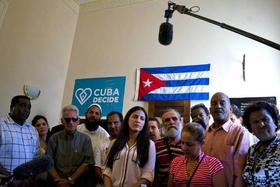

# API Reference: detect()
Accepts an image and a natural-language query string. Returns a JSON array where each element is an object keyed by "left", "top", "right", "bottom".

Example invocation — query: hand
[
  {"left": 55, "top": 178, "right": 71, "bottom": 187},
  {"left": 132, "top": 182, "right": 147, "bottom": 187},
  {"left": 8, "top": 177, "right": 34, "bottom": 187}
]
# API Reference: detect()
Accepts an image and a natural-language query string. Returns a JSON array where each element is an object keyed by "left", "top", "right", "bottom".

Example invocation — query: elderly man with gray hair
[
  {"left": 47, "top": 105, "right": 94, "bottom": 187},
  {"left": 154, "top": 108, "right": 184, "bottom": 187}
]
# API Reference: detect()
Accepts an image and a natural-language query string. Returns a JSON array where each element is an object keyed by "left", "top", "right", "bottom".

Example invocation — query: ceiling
[
  {"left": 66, "top": 0, "right": 151, "bottom": 13},
  {"left": 75, "top": 0, "right": 97, "bottom": 5}
]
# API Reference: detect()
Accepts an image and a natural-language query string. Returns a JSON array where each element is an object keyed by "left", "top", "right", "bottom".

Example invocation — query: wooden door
[{"left": 148, "top": 100, "right": 190, "bottom": 124}]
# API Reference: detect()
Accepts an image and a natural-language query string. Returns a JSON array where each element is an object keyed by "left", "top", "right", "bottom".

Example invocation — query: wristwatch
[{"left": 67, "top": 177, "right": 75, "bottom": 184}]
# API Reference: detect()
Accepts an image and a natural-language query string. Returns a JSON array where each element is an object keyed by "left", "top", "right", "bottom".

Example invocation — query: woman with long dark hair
[
  {"left": 31, "top": 115, "right": 51, "bottom": 187},
  {"left": 103, "top": 106, "right": 156, "bottom": 187}
]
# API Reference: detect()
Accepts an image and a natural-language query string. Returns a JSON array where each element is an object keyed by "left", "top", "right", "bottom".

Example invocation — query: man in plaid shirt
[{"left": 0, "top": 95, "right": 39, "bottom": 185}]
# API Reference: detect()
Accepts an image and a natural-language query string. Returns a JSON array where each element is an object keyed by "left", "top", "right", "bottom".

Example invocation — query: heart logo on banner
[{"left": 75, "top": 88, "right": 92, "bottom": 105}]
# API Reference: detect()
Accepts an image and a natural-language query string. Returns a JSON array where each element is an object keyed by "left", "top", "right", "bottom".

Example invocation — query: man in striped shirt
[{"left": 154, "top": 108, "right": 184, "bottom": 187}]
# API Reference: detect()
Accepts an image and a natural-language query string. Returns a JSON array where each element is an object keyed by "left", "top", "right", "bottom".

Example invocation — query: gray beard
[{"left": 166, "top": 128, "right": 179, "bottom": 138}]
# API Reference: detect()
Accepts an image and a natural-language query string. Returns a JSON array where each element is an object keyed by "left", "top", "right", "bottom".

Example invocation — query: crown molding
[
  {"left": 79, "top": 0, "right": 153, "bottom": 13},
  {"left": 0, "top": 0, "right": 9, "bottom": 29},
  {"left": 63, "top": 0, "right": 80, "bottom": 14}
]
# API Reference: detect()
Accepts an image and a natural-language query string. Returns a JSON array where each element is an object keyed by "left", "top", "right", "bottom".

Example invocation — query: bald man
[{"left": 202, "top": 92, "right": 250, "bottom": 187}]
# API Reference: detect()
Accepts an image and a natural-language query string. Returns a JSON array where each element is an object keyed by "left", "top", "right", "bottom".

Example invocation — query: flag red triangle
[{"left": 138, "top": 69, "right": 166, "bottom": 99}]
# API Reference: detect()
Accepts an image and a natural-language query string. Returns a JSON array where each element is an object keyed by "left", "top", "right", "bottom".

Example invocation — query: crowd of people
[{"left": 0, "top": 92, "right": 280, "bottom": 187}]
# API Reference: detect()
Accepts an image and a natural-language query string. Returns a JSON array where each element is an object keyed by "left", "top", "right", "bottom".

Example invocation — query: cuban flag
[{"left": 135, "top": 64, "right": 210, "bottom": 101}]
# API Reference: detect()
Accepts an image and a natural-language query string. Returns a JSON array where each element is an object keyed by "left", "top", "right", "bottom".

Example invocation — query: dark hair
[
  {"left": 231, "top": 104, "right": 242, "bottom": 118},
  {"left": 272, "top": 104, "right": 280, "bottom": 120},
  {"left": 182, "top": 122, "right": 205, "bottom": 143},
  {"left": 10, "top": 95, "right": 30, "bottom": 109},
  {"left": 148, "top": 117, "right": 161, "bottom": 129},
  {"left": 106, "top": 111, "right": 124, "bottom": 122},
  {"left": 31, "top": 115, "right": 51, "bottom": 142},
  {"left": 191, "top": 103, "right": 210, "bottom": 116},
  {"left": 243, "top": 101, "right": 279, "bottom": 133},
  {"left": 106, "top": 106, "right": 150, "bottom": 169}
]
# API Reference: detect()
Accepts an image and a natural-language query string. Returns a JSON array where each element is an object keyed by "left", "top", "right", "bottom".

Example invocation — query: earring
[{"left": 260, "top": 122, "right": 266, "bottom": 128}]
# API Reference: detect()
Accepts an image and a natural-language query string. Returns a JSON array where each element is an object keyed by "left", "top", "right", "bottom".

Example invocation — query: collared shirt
[
  {"left": 47, "top": 130, "right": 94, "bottom": 177},
  {"left": 77, "top": 124, "right": 110, "bottom": 168},
  {"left": 202, "top": 120, "right": 250, "bottom": 187},
  {"left": 154, "top": 137, "right": 184, "bottom": 186},
  {"left": 242, "top": 136, "right": 280, "bottom": 186},
  {"left": 103, "top": 140, "right": 156, "bottom": 187},
  {"left": 0, "top": 115, "right": 39, "bottom": 173},
  {"left": 170, "top": 152, "right": 224, "bottom": 187}
]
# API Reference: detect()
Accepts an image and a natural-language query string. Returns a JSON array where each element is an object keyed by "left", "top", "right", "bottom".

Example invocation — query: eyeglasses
[
  {"left": 107, "top": 121, "right": 121, "bottom": 125},
  {"left": 164, "top": 117, "right": 179, "bottom": 123},
  {"left": 64, "top": 117, "right": 79, "bottom": 123}
]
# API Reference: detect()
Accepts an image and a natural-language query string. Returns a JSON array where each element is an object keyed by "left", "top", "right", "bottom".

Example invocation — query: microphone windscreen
[
  {"left": 13, "top": 155, "right": 53, "bottom": 180},
  {"left": 158, "top": 22, "right": 173, "bottom": 45}
]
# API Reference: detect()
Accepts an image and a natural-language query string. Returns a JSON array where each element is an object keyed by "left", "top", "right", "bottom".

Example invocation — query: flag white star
[{"left": 143, "top": 79, "right": 152, "bottom": 87}]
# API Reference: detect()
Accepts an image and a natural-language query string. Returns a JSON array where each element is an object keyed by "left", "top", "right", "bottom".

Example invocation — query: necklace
[{"left": 186, "top": 153, "right": 206, "bottom": 187}]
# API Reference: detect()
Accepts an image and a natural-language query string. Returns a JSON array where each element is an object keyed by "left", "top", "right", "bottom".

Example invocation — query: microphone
[
  {"left": 13, "top": 155, "right": 53, "bottom": 180},
  {"left": 159, "top": 22, "right": 173, "bottom": 45},
  {"left": 158, "top": 2, "right": 174, "bottom": 45}
]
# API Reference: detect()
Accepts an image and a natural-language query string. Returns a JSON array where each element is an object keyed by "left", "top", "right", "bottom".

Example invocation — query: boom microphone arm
[{"left": 167, "top": 2, "right": 280, "bottom": 50}]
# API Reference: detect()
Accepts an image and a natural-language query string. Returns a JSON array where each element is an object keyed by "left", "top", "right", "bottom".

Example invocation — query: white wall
[
  {"left": 0, "top": 0, "right": 279, "bottom": 126},
  {"left": 0, "top": 0, "right": 78, "bottom": 126},
  {"left": 63, "top": 0, "right": 280, "bottom": 115}
]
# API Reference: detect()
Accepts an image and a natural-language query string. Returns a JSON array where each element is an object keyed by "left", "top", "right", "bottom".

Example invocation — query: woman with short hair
[{"left": 242, "top": 101, "right": 280, "bottom": 186}]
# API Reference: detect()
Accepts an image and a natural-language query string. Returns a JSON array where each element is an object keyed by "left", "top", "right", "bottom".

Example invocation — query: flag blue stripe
[
  {"left": 140, "top": 93, "right": 209, "bottom": 101},
  {"left": 165, "top": 78, "right": 209, "bottom": 87},
  {"left": 142, "top": 64, "right": 210, "bottom": 74}
]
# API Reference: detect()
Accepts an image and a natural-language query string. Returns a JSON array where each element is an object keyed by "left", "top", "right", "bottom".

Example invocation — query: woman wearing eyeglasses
[
  {"left": 167, "top": 122, "right": 227, "bottom": 187},
  {"left": 103, "top": 106, "right": 156, "bottom": 187},
  {"left": 242, "top": 101, "right": 280, "bottom": 186}
]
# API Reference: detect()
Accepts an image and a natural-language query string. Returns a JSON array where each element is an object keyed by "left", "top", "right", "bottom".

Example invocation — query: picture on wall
[{"left": 72, "top": 76, "right": 126, "bottom": 117}]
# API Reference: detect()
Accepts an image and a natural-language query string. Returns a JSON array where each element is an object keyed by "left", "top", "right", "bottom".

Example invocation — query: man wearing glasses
[{"left": 47, "top": 105, "right": 94, "bottom": 187}]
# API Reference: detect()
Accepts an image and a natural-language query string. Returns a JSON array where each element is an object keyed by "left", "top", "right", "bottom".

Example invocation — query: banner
[
  {"left": 72, "top": 76, "right": 126, "bottom": 117},
  {"left": 135, "top": 64, "right": 210, "bottom": 101}
]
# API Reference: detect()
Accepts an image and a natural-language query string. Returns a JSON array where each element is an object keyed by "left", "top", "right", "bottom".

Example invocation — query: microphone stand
[{"left": 168, "top": 2, "right": 280, "bottom": 51}]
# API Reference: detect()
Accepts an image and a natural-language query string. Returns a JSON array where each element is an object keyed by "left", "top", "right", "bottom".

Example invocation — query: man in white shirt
[{"left": 77, "top": 104, "right": 110, "bottom": 185}]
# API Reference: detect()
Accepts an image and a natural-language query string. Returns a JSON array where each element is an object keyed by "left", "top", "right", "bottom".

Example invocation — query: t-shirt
[
  {"left": 170, "top": 153, "right": 223, "bottom": 187},
  {"left": 154, "top": 137, "right": 184, "bottom": 186},
  {"left": 77, "top": 124, "right": 110, "bottom": 168}
]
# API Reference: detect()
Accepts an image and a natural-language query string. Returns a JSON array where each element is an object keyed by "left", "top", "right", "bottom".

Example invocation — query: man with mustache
[
  {"left": 191, "top": 103, "right": 210, "bottom": 130},
  {"left": 202, "top": 92, "right": 250, "bottom": 187},
  {"left": 0, "top": 95, "right": 38, "bottom": 186},
  {"left": 153, "top": 109, "right": 184, "bottom": 187},
  {"left": 77, "top": 104, "right": 110, "bottom": 186},
  {"left": 148, "top": 117, "right": 162, "bottom": 142},
  {"left": 106, "top": 111, "right": 123, "bottom": 141}
]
